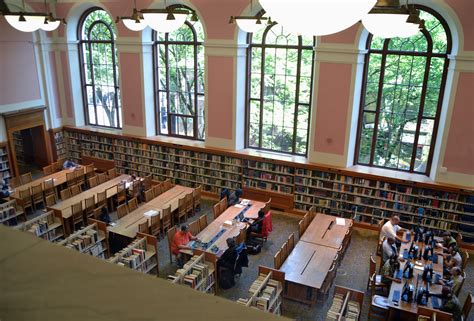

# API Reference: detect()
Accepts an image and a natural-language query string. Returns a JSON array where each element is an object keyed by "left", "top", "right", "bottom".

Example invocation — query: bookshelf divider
[
  {"left": 14, "top": 210, "right": 64, "bottom": 242},
  {"left": 58, "top": 219, "right": 109, "bottom": 259}
]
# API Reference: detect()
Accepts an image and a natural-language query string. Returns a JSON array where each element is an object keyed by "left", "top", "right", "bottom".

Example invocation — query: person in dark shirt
[
  {"left": 62, "top": 159, "right": 78, "bottom": 170},
  {"left": 246, "top": 209, "right": 265, "bottom": 236},
  {"left": 218, "top": 238, "right": 238, "bottom": 271},
  {"left": 380, "top": 254, "right": 401, "bottom": 285},
  {"left": 440, "top": 286, "right": 462, "bottom": 321},
  {"left": 0, "top": 178, "right": 10, "bottom": 203}
]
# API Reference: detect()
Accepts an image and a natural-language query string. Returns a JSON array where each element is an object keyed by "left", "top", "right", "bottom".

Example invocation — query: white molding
[
  {"left": 0, "top": 99, "right": 45, "bottom": 112},
  {"left": 435, "top": 171, "right": 474, "bottom": 189}
]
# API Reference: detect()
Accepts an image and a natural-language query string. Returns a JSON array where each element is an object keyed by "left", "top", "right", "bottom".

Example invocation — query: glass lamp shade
[
  {"left": 40, "top": 20, "right": 61, "bottom": 31},
  {"left": 4, "top": 14, "right": 45, "bottom": 32},
  {"left": 396, "top": 22, "right": 420, "bottom": 38},
  {"left": 142, "top": 12, "right": 187, "bottom": 33},
  {"left": 122, "top": 18, "right": 148, "bottom": 31},
  {"left": 235, "top": 18, "right": 267, "bottom": 33},
  {"left": 362, "top": 13, "right": 410, "bottom": 38},
  {"left": 259, "top": 0, "right": 376, "bottom": 36}
]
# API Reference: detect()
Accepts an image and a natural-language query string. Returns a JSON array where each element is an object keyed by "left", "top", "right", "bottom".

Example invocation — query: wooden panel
[
  {"left": 242, "top": 187, "right": 294, "bottom": 210},
  {"left": 81, "top": 155, "right": 114, "bottom": 172}
]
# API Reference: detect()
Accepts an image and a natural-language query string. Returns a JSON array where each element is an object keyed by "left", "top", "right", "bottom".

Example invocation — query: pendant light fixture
[
  {"left": 230, "top": 0, "right": 269, "bottom": 34},
  {"left": 362, "top": 0, "right": 424, "bottom": 39},
  {"left": 116, "top": 1, "right": 147, "bottom": 31},
  {"left": 259, "top": 0, "right": 376, "bottom": 36},
  {"left": 2, "top": 0, "right": 65, "bottom": 32}
]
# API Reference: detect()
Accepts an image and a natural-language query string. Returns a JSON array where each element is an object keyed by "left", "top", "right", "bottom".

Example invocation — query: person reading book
[{"left": 171, "top": 225, "right": 197, "bottom": 268}]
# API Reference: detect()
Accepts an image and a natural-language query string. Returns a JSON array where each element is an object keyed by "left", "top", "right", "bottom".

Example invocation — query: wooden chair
[
  {"left": 199, "top": 214, "right": 208, "bottom": 231},
  {"left": 87, "top": 175, "right": 98, "bottom": 188},
  {"left": 308, "top": 205, "right": 317, "bottom": 221},
  {"left": 71, "top": 201, "right": 84, "bottom": 230},
  {"left": 127, "top": 197, "right": 138, "bottom": 212},
  {"left": 10, "top": 176, "right": 21, "bottom": 188},
  {"left": 219, "top": 197, "right": 228, "bottom": 213},
  {"left": 60, "top": 188, "right": 71, "bottom": 200},
  {"left": 20, "top": 172, "right": 33, "bottom": 184},
  {"left": 70, "top": 184, "right": 82, "bottom": 196},
  {"left": 150, "top": 214, "right": 161, "bottom": 239},
  {"left": 116, "top": 182, "right": 127, "bottom": 206},
  {"left": 280, "top": 242, "right": 289, "bottom": 262},
  {"left": 193, "top": 185, "right": 202, "bottom": 212},
  {"left": 462, "top": 292, "right": 473, "bottom": 321},
  {"left": 152, "top": 184, "right": 161, "bottom": 198},
  {"left": 105, "top": 185, "right": 118, "bottom": 211},
  {"left": 263, "top": 198, "right": 271, "bottom": 214},
  {"left": 461, "top": 250, "right": 469, "bottom": 271},
  {"left": 31, "top": 183, "right": 44, "bottom": 210},
  {"left": 274, "top": 250, "right": 282, "bottom": 269},
  {"left": 44, "top": 194, "right": 57, "bottom": 207},
  {"left": 144, "top": 189, "right": 154, "bottom": 202},
  {"left": 161, "top": 205, "right": 172, "bottom": 234},
  {"left": 319, "top": 262, "right": 337, "bottom": 300},
  {"left": 97, "top": 173, "right": 107, "bottom": 185},
  {"left": 143, "top": 174, "right": 152, "bottom": 190},
  {"left": 53, "top": 160, "right": 63, "bottom": 172},
  {"left": 185, "top": 192, "right": 194, "bottom": 217},
  {"left": 138, "top": 221, "right": 149, "bottom": 234},
  {"left": 176, "top": 197, "right": 187, "bottom": 224},
  {"left": 43, "top": 178, "right": 55, "bottom": 198},
  {"left": 84, "top": 195, "right": 95, "bottom": 219},
  {"left": 92, "top": 206, "right": 103, "bottom": 220},
  {"left": 163, "top": 178, "right": 172, "bottom": 191},
  {"left": 189, "top": 219, "right": 200, "bottom": 236},
  {"left": 107, "top": 168, "right": 117, "bottom": 178},
  {"left": 130, "top": 180, "right": 141, "bottom": 201},
  {"left": 367, "top": 254, "right": 389, "bottom": 292},
  {"left": 298, "top": 220, "right": 305, "bottom": 238},
  {"left": 19, "top": 188, "right": 33, "bottom": 214},
  {"left": 85, "top": 163, "right": 95, "bottom": 179},
  {"left": 213, "top": 203, "right": 221, "bottom": 220},
  {"left": 75, "top": 168, "right": 85, "bottom": 189},
  {"left": 43, "top": 165, "right": 53, "bottom": 176},
  {"left": 236, "top": 227, "right": 246, "bottom": 245},
  {"left": 288, "top": 233, "right": 295, "bottom": 253},
  {"left": 116, "top": 204, "right": 129, "bottom": 219},
  {"left": 96, "top": 191, "right": 107, "bottom": 208},
  {"left": 167, "top": 225, "right": 177, "bottom": 263},
  {"left": 66, "top": 171, "right": 76, "bottom": 187}
]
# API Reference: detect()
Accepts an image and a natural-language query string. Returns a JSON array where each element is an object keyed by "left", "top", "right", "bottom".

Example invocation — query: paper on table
[
  {"left": 336, "top": 218, "right": 345, "bottom": 226},
  {"left": 234, "top": 204, "right": 244, "bottom": 208},
  {"left": 144, "top": 210, "right": 159, "bottom": 217},
  {"left": 240, "top": 199, "right": 250, "bottom": 206}
]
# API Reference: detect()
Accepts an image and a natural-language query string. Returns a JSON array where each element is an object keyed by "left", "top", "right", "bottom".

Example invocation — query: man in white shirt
[
  {"left": 382, "top": 236, "right": 398, "bottom": 263},
  {"left": 380, "top": 215, "right": 408, "bottom": 243}
]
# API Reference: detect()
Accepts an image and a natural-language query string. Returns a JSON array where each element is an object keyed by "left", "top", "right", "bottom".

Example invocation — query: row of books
[
  {"left": 0, "top": 205, "right": 16, "bottom": 221},
  {"left": 244, "top": 180, "right": 293, "bottom": 194},
  {"left": 116, "top": 248, "right": 147, "bottom": 270},
  {"left": 63, "top": 229, "right": 100, "bottom": 252},
  {"left": 244, "top": 170, "right": 294, "bottom": 184},
  {"left": 245, "top": 160, "right": 294, "bottom": 174},
  {"left": 238, "top": 274, "right": 282, "bottom": 313},
  {"left": 326, "top": 293, "right": 345, "bottom": 320},
  {"left": 168, "top": 255, "right": 214, "bottom": 291}
]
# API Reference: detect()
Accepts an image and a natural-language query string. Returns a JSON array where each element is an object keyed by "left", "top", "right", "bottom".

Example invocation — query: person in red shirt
[{"left": 171, "top": 225, "right": 197, "bottom": 267}]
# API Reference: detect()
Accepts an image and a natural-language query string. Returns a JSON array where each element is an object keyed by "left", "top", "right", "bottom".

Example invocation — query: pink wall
[
  {"left": 445, "top": 0, "right": 474, "bottom": 51},
  {"left": 320, "top": 23, "right": 360, "bottom": 44},
  {"left": 119, "top": 53, "right": 144, "bottom": 128},
  {"left": 48, "top": 52, "right": 62, "bottom": 118},
  {"left": 206, "top": 56, "right": 234, "bottom": 140},
  {"left": 0, "top": 19, "right": 41, "bottom": 106},
  {"left": 60, "top": 52, "right": 74, "bottom": 118},
  {"left": 443, "top": 72, "right": 474, "bottom": 175},
  {"left": 313, "top": 63, "right": 352, "bottom": 155}
]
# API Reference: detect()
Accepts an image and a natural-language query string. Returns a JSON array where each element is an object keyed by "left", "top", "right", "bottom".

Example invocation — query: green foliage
[{"left": 358, "top": 9, "right": 448, "bottom": 173}]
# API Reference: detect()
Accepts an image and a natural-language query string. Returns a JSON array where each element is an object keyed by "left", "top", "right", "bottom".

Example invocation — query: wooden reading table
[
  {"left": 107, "top": 185, "right": 193, "bottom": 239},
  {"left": 299, "top": 213, "right": 352, "bottom": 249},
  {"left": 387, "top": 231, "right": 444, "bottom": 321}
]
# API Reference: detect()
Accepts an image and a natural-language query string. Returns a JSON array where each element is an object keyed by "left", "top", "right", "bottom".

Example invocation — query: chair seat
[{"left": 372, "top": 295, "right": 389, "bottom": 310}]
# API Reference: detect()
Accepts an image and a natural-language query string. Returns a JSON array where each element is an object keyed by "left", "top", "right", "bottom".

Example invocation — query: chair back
[
  {"left": 274, "top": 250, "right": 282, "bottom": 269},
  {"left": 163, "top": 178, "right": 172, "bottom": 191},
  {"left": 263, "top": 198, "right": 271, "bottom": 214},
  {"left": 70, "top": 184, "right": 82, "bottom": 196},
  {"left": 96, "top": 191, "right": 107, "bottom": 207},
  {"left": 75, "top": 168, "right": 85, "bottom": 186},
  {"left": 144, "top": 189, "right": 154, "bottom": 202},
  {"left": 20, "top": 172, "right": 33, "bottom": 184},
  {"left": 288, "top": 233, "right": 295, "bottom": 253},
  {"left": 43, "top": 178, "right": 54, "bottom": 191},
  {"left": 43, "top": 165, "right": 53, "bottom": 176},
  {"left": 370, "top": 254, "right": 377, "bottom": 276},
  {"left": 10, "top": 176, "right": 21, "bottom": 188},
  {"left": 92, "top": 207, "right": 103, "bottom": 220},
  {"left": 127, "top": 197, "right": 138, "bottom": 212},
  {"left": 219, "top": 197, "right": 228, "bottom": 213},
  {"left": 60, "top": 188, "right": 71, "bottom": 200},
  {"left": 213, "top": 203, "right": 221, "bottom": 220},
  {"left": 53, "top": 160, "right": 63, "bottom": 172},
  {"left": 461, "top": 250, "right": 469, "bottom": 271},
  {"left": 107, "top": 168, "right": 117, "bottom": 178},
  {"left": 281, "top": 242, "right": 289, "bottom": 261},
  {"left": 66, "top": 172, "right": 75, "bottom": 186},
  {"left": 84, "top": 195, "right": 95, "bottom": 211},
  {"left": 462, "top": 292, "right": 473, "bottom": 321},
  {"left": 308, "top": 205, "right": 317, "bottom": 221},
  {"left": 117, "top": 204, "right": 129, "bottom": 219},
  {"left": 236, "top": 227, "right": 246, "bottom": 244},
  {"left": 143, "top": 174, "right": 152, "bottom": 190},
  {"left": 189, "top": 219, "right": 200, "bottom": 236},
  {"left": 178, "top": 197, "right": 186, "bottom": 212},
  {"left": 167, "top": 225, "right": 177, "bottom": 263},
  {"left": 97, "top": 173, "right": 107, "bottom": 184},
  {"left": 185, "top": 192, "right": 193, "bottom": 212},
  {"left": 88, "top": 175, "right": 98, "bottom": 188},
  {"left": 150, "top": 214, "right": 161, "bottom": 237},
  {"left": 193, "top": 185, "right": 202, "bottom": 204},
  {"left": 138, "top": 221, "right": 149, "bottom": 234},
  {"left": 152, "top": 184, "right": 162, "bottom": 198},
  {"left": 298, "top": 220, "right": 305, "bottom": 238},
  {"left": 162, "top": 205, "right": 172, "bottom": 228},
  {"left": 199, "top": 214, "right": 208, "bottom": 231},
  {"left": 71, "top": 202, "right": 83, "bottom": 227},
  {"left": 31, "top": 183, "right": 43, "bottom": 197},
  {"left": 45, "top": 194, "right": 57, "bottom": 207}
]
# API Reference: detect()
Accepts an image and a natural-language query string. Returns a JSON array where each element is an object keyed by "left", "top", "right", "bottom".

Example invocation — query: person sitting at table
[
  {"left": 436, "top": 232, "right": 457, "bottom": 253},
  {"left": 439, "top": 286, "right": 462, "bottom": 321},
  {"left": 440, "top": 267, "right": 464, "bottom": 296},
  {"left": 228, "top": 189, "right": 243, "bottom": 206},
  {"left": 0, "top": 178, "right": 10, "bottom": 204},
  {"left": 380, "top": 254, "right": 401, "bottom": 285},
  {"left": 382, "top": 236, "right": 398, "bottom": 264},
  {"left": 442, "top": 246, "right": 462, "bottom": 272},
  {"left": 62, "top": 159, "right": 78, "bottom": 170},
  {"left": 171, "top": 224, "right": 197, "bottom": 268},
  {"left": 380, "top": 215, "right": 408, "bottom": 243},
  {"left": 217, "top": 238, "right": 239, "bottom": 289},
  {"left": 99, "top": 206, "right": 111, "bottom": 225},
  {"left": 245, "top": 209, "right": 265, "bottom": 237}
]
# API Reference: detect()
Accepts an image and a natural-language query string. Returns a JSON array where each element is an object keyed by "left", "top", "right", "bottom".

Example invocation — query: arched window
[
  {"left": 355, "top": 7, "right": 451, "bottom": 174},
  {"left": 153, "top": 13, "right": 205, "bottom": 140},
  {"left": 246, "top": 23, "right": 315, "bottom": 156},
  {"left": 78, "top": 8, "right": 121, "bottom": 129}
]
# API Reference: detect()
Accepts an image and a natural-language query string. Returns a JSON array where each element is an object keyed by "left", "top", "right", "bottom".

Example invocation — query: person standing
[{"left": 380, "top": 215, "right": 408, "bottom": 243}]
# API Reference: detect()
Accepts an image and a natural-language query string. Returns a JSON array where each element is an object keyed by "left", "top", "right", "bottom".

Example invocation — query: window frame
[
  {"left": 244, "top": 22, "right": 315, "bottom": 156},
  {"left": 354, "top": 5, "right": 451, "bottom": 175},
  {"left": 77, "top": 7, "right": 122, "bottom": 129},
  {"left": 152, "top": 17, "right": 205, "bottom": 141}
]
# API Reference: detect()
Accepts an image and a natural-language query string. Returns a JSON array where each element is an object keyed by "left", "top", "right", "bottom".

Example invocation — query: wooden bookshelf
[
  {"left": 108, "top": 232, "right": 159, "bottom": 276},
  {"left": 237, "top": 266, "right": 284, "bottom": 315},
  {"left": 11, "top": 131, "right": 26, "bottom": 168},
  {"left": 0, "top": 142, "right": 12, "bottom": 185},
  {"left": 168, "top": 249, "right": 217, "bottom": 294},
  {"left": 0, "top": 199, "right": 26, "bottom": 226},
  {"left": 53, "top": 130, "right": 67, "bottom": 160},
  {"left": 326, "top": 285, "right": 364, "bottom": 321},
  {"left": 58, "top": 219, "right": 109, "bottom": 259},
  {"left": 14, "top": 210, "right": 64, "bottom": 242},
  {"left": 56, "top": 126, "right": 474, "bottom": 245}
]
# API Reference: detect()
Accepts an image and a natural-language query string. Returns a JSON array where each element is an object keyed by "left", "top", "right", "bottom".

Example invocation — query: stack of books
[
  {"left": 345, "top": 300, "right": 361, "bottom": 321},
  {"left": 0, "top": 205, "right": 16, "bottom": 220},
  {"left": 170, "top": 255, "right": 212, "bottom": 290},
  {"left": 326, "top": 293, "right": 344, "bottom": 321},
  {"left": 118, "top": 248, "right": 146, "bottom": 270},
  {"left": 65, "top": 229, "right": 99, "bottom": 252}
]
